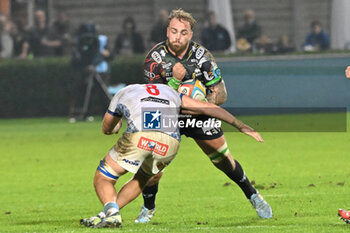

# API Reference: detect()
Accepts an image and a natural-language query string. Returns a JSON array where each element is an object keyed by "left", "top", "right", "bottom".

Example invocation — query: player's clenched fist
[
  {"left": 172, "top": 62, "right": 186, "bottom": 81},
  {"left": 345, "top": 66, "right": 350, "bottom": 79}
]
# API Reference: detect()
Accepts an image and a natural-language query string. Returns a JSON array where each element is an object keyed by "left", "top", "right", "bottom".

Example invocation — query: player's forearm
[
  {"left": 102, "top": 113, "right": 121, "bottom": 135},
  {"left": 206, "top": 81, "right": 227, "bottom": 105},
  {"left": 182, "top": 96, "right": 242, "bottom": 129},
  {"left": 103, "top": 123, "right": 121, "bottom": 135},
  {"left": 200, "top": 104, "right": 243, "bottom": 129}
]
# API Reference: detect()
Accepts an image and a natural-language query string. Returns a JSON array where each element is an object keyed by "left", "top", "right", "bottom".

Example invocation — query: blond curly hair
[{"left": 168, "top": 8, "right": 196, "bottom": 29}]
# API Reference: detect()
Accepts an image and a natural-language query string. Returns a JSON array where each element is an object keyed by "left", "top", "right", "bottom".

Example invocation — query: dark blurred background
[{"left": 0, "top": 0, "right": 349, "bottom": 118}]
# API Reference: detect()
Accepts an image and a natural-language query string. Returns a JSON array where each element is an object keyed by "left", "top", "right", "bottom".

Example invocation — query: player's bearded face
[{"left": 167, "top": 18, "right": 193, "bottom": 55}]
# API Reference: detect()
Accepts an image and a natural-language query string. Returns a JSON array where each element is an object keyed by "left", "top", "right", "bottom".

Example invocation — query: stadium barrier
[
  {"left": 0, "top": 56, "right": 144, "bottom": 118},
  {"left": 0, "top": 55, "right": 349, "bottom": 118},
  {"left": 220, "top": 56, "right": 350, "bottom": 110}
]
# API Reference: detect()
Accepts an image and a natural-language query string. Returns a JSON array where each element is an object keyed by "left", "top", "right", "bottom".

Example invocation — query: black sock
[
  {"left": 225, "top": 160, "right": 257, "bottom": 199},
  {"left": 142, "top": 183, "right": 158, "bottom": 210}
]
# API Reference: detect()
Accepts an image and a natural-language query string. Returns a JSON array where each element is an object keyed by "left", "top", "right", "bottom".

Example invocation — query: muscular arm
[
  {"left": 181, "top": 95, "right": 263, "bottom": 142},
  {"left": 102, "top": 112, "right": 122, "bottom": 135},
  {"left": 198, "top": 48, "right": 226, "bottom": 104},
  {"left": 206, "top": 80, "right": 227, "bottom": 105}
]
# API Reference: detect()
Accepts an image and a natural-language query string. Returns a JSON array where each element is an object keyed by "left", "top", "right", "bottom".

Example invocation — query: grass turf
[{"left": 0, "top": 116, "right": 349, "bottom": 233}]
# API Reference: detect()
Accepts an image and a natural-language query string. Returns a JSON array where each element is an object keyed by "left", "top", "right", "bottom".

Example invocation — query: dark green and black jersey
[
  {"left": 144, "top": 40, "right": 224, "bottom": 139},
  {"left": 144, "top": 40, "right": 222, "bottom": 88}
]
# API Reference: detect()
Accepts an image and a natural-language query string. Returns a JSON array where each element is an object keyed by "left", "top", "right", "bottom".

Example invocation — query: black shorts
[{"left": 179, "top": 115, "right": 223, "bottom": 140}]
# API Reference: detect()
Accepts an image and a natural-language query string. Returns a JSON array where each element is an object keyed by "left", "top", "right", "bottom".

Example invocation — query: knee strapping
[
  {"left": 97, "top": 159, "right": 119, "bottom": 180},
  {"left": 207, "top": 142, "right": 230, "bottom": 164}
]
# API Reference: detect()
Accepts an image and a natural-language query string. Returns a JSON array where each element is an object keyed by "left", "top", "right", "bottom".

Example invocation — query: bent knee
[
  {"left": 96, "top": 159, "right": 120, "bottom": 181},
  {"left": 207, "top": 142, "right": 230, "bottom": 164},
  {"left": 146, "top": 172, "right": 163, "bottom": 186}
]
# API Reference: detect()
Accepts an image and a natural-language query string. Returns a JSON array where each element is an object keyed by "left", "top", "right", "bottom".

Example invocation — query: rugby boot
[
  {"left": 250, "top": 193, "right": 273, "bottom": 219},
  {"left": 135, "top": 205, "right": 156, "bottom": 223},
  {"left": 338, "top": 209, "right": 350, "bottom": 224}
]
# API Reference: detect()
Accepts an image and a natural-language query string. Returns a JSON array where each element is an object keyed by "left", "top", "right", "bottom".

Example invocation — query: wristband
[{"left": 167, "top": 77, "right": 181, "bottom": 90}]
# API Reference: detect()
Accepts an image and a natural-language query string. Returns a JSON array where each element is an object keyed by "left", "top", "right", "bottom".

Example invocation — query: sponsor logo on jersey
[
  {"left": 160, "top": 50, "right": 166, "bottom": 57},
  {"left": 122, "top": 158, "right": 140, "bottom": 166},
  {"left": 148, "top": 141, "right": 156, "bottom": 148},
  {"left": 203, "top": 71, "right": 213, "bottom": 80},
  {"left": 203, "top": 127, "right": 221, "bottom": 136},
  {"left": 214, "top": 67, "right": 221, "bottom": 77},
  {"left": 137, "top": 136, "right": 169, "bottom": 156},
  {"left": 141, "top": 97, "right": 170, "bottom": 105},
  {"left": 162, "top": 62, "right": 172, "bottom": 69},
  {"left": 151, "top": 51, "right": 162, "bottom": 63},
  {"left": 149, "top": 62, "right": 158, "bottom": 72},
  {"left": 144, "top": 69, "right": 156, "bottom": 79},
  {"left": 195, "top": 47, "right": 205, "bottom": 59},
  {"left": 161, "top": 71, "right": 169, "bottom": 78},
  {"left": 194, "top": 68, "right": 201, "bottom": 77},
  {"left": 198, "top": 57, "right": 208, "bottom": 66},
  {"left": 143, "top": 110, "right": 161, "bottom": 129}
]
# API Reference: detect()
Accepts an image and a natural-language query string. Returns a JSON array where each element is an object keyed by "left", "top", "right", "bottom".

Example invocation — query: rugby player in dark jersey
[{"left": 135, "top": 9, "right": 272, "bottom": 223}]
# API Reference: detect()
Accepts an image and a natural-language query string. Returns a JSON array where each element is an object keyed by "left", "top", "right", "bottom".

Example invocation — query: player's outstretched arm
[
  {"left": 345, "top": 66, "right": 350, "bottom": 79},
  {"left": 181, "top": 95, "right": 263, "bottom": 142},
  {"left": 102, "top": 112, "right": 122, "bottom": 135}
]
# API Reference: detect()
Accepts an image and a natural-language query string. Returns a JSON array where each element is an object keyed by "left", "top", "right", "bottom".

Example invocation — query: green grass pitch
[{"left": 0, "top": 115, "right": 349, "bottom": 233}]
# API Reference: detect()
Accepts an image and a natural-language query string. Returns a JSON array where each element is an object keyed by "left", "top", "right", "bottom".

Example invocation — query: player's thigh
[
  {"left": 146, "top": 172, "right": 163, "bottom": 186},
  {"left": 195, "top": 135, "right": 227, "bottom": 155},
  {"left": 96, "top": 133, "right": 151, "bottom": 182},
  {"left": 105, "top": 152, "right": 128, "bottom": 175},
  {"left": 109, "top": 132, "right": 150, "bottom": 174},
  {"left": 195, "top": 135, "right": 236, "bottom": 165},
  {"left": 134, "top": 168, "right": 154, "bottom": 188},
  {"left": 94, "top": 157, "right": 124, "bottom": 184},
  {"left": 110, "top": 132, "right": 179, "bottom": 176},
  {"left": 141, "top": 132, "right": 180, "bottom": 175}
]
